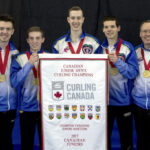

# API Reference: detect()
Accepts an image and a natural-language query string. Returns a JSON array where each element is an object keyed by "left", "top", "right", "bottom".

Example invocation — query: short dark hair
[
  {"left": 68, "top": 6, "right": 84, "bottom": 16},
  {"left": 140, "top": 20, "right": 150, "bottom": 30},
  {"left": 27, "top": 26, "right": 44, "bottom": 38},
  {"left": 0, "top": 14, "right": 14, "bottom": 28},
  {"left": 102, "top": 16, "right": 120, "bottom": 28}
]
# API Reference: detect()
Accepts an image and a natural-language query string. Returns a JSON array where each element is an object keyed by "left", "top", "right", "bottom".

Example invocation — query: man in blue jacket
[
  {"left": 52, "top": 6, "right": 101, "bottom": 54},
  {"left": 132, "top": 20, "right": 150, "bottom": 150},
  {"left": 10, "top": 26, "right": 45, "bottom": 150},
  {"left": 0, "top": 14, "right": 19, "bottom": 150},
  {"left": 101, "top": 16, "right": 139, "bottom": 150}
]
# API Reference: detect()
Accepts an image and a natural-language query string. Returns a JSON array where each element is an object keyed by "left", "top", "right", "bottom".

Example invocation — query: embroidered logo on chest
[
  {"left": 64, "top": 46, "right": 69, "bottom": 53},
  {"left": 138, "top": 57, "right": 143, "bottom": 62},
  {"left": 118, "top": 53, "right": 126, "bottom": 61},
  {"left": 82, "top": 44, "right": 93, "bottom": 54}
]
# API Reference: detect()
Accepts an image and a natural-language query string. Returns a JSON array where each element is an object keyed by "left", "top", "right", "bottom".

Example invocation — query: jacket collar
[
  {"left": 65, "top": 30, "right": 86, "bottom": 42},
  {"left": 101, "top": 37, "right": 120, "bottom": 49}
]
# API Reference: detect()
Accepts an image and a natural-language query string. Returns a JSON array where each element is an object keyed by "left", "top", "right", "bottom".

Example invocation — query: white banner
[{"left": 39, "top": 54, "right": 108, "bottom": 150}]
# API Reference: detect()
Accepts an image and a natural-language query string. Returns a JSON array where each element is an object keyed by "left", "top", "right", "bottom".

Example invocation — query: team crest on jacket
[
  {"left": 82, "top": 44, "right": 93, "bottom": 54},
  {"left": 118, "top": 53, "right": 126, "bottom": 61},
  {"left": 52, "top": 81, "right": 64, "bottom": 101}
]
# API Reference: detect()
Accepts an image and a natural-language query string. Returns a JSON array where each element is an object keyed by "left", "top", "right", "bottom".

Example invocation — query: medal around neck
[
  {"left": 0, "top": 74, "right": 6, "bottom": 82},
  {"left": 143, "top": 70, "right": 150, "bottom": 78},
  {"left": 110, "top": 68, "right": 118, "bottom": 76},
  {"left": 33, "top": 78, "right": 39, "bottom": 86}
]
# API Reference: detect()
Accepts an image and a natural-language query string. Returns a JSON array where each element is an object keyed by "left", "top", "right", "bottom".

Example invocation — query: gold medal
[
  {"left": 110, "top": 68, "right": 118, "bottom": 75},
  {"left": 0, "top": 74, "right": 6, "bottom": 82},
  {"left": 143, "top": 70, "right": 150, "bottom": 78},
  {"left": 33, "top": 78, "right": 39, "bottom": 86},
  {"left": 37, "top": 91, "right": 39, "bottom": 101}
]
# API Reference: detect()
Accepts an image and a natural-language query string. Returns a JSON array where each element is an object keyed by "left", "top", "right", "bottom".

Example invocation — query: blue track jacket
[
  {"left": 132, "top": 43, "right": 150, "bottom": 109},
  {"left": 52, "top": 30, "right": 101, "bottom": 54},
  {"left": 102, "top": 38, "right": 139, "bottom": 106},
  {"left": 10, "top": 49, "right": 46, "bottom": 112},
  {"left": 0, "top": 41, "right": 18, "bottom": 111}
]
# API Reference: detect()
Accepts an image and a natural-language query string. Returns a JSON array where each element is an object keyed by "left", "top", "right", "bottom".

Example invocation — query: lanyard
[
  {"left": 105, "top": 38, "right": 122, "bottom": 67},
  {"left": 68, "top": 38, "right": 84, "bottom": 54},
  {"left": 26, "top": 50, "right": 38, "bottom": 78},
  {"left": 0, "top": 44, "right": 10, "bottom": 74},
  {"left": 141, "top": 48, "right": 150, "bottom": 70}
]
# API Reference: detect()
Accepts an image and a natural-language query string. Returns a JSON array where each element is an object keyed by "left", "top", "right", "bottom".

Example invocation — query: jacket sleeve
[
  {"left": 114, "top": 44, "right": 139, "bottom": 79},
  {"left": 10, "top": 57, "right": 34, "bottom": 88}
]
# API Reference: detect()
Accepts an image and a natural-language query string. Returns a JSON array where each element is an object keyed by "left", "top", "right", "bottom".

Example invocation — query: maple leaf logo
[
  {"left": 52, "top": 81, "right": 64, "bottom": 101},
  {"left": 54, "top": 91, "right": 62, "bottom": 99}
]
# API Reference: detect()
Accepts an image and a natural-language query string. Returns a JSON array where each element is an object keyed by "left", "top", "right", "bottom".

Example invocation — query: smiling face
[
  {"left": 140, "top": 22, "right": 150, "bottom": 47},
  {"left": 67, "top": 10, "right": 84, "bottom": 33},
  {"left": 27, "top": 31, "right": 45, "bottom": 52},
  {"left": 0, "top": 21, "right": 14, "bottom": 42},
  {"left": 103, "top": 20, "right": 120, "bottom": 40}
]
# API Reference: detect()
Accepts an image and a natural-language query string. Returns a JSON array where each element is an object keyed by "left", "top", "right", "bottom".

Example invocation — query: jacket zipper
[
  {"left": 8, "top": 85, "right": 10, "bottom": 110},
  {"left": 145, "top": 80, "right": 149, "bottom": 109}
]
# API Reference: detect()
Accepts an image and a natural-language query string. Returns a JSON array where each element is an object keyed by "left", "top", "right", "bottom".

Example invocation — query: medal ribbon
[
  {"left": 26, "top": 50, "right": 43, "bottom": 100},
  {"left": 105, "top": 38, "right": 122, "bottom": 67},
  {"left": 0, "top": 44, "right": 10, "bottom": 74},
  {"left": 68, "top": 38, "right": 84, "bottom": 54},
  {"left": 26, "top": 50, "right": 38, "bottom": 78},
  {"left": 141, "top": 48, "right": 150, "bottom": 70}
]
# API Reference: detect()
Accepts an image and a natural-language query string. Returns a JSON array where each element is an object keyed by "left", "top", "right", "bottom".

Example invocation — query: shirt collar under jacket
[
  {"left": 27, "top": 48, "right": 44, "bottom": 55},
  {"left": 141, "top": 43, "right": 150, "bottom": 52},
  {"left": 65, "top": 30, "right": 86, "bottom": 42},
  {"left": 101, "top": 37, "right": 120, "bottom": 49}
]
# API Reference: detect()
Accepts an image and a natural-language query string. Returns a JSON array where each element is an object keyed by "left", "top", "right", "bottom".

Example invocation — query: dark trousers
[
  {"left": 20, "top": 111, "right": 41, "bottom": 150},
  {"left": 108, "top": 105, "right": 133, "bottom": 150},
  {"left": 0, "top": 110, "right": 16, "bottom": 150},
  {"left": 133, "top": 104, "right": 150, "bottom": 150}
]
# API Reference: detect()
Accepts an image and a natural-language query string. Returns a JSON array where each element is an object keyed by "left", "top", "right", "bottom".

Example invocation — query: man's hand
[
  {"left": 109, "top": 52, "right": 118, "bottom": 63},
  {"left": 29, "top": 53, "right": 39, "bottom": 65}
]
